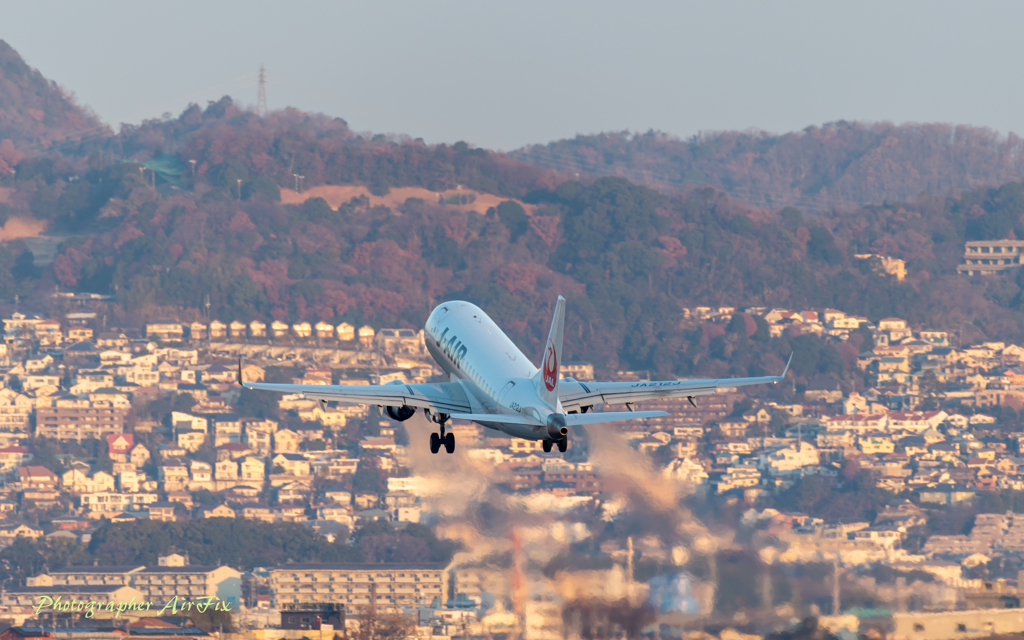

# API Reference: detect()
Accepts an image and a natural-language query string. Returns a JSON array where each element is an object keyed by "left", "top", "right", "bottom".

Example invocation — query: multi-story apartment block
[
  {"left": 958, "top": 239, "right": 1024, "bottom": 275},
  {"left": 270, "top": 563, "right": 447, "bottom": 612},
  {"left": 36, "top": 398, "right": 126, "bottom": 441},
  {"left": 641, "top": 393, "right": 740, "bottom": 430},
  {"left": 133, "top": 564, "right": 242, "bottom": 606},
  {"left": 25, "top": 560, "right": 241, "bottom": 608},
  {"left": 42, "top": 565, "right": 145, "bottom": 586},
  {"left": 453, "top": 566, "right": 509, "bottom": 603},
  {"left": 1, "top": 584, "right": 143, "bottom": 608},
  {"left": 79, "top": 492, "right": 159, "bottom": 513}
]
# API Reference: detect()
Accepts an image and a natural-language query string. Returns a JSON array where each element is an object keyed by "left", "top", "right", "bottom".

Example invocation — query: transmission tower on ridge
[{"left": 256, "top": 64, "right": 267, "bottom": 117}]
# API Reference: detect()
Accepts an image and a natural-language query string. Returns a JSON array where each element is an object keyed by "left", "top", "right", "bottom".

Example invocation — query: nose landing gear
[{"left": 426, "top": 410, "right": 455, "bottom": 454}]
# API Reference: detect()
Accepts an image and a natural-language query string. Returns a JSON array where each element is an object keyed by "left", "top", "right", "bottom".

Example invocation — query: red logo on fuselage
[{"left": 543, "top": 342, "right": 558, "bottom": 391}]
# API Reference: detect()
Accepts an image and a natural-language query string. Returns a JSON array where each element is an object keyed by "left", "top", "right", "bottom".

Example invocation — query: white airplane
[{"left": 239, "top": 297, "right": 791, "bottom": 454}]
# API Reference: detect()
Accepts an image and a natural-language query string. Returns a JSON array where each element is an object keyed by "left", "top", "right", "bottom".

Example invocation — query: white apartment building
[
  {"left": 80, "top": 492, "right": 159, "bottom": 513},
  {"left": 270, "top": 563, "right": 447, "bottom": 612},
  {"left": 133, "top": 564, "right": 242, "bottom": 606},
  {"left": 760, "top": 442, "right": 820, "bottom": 476},
  {"left": 717, "top": 466, "right": 761, "bottom": 493},
  {"left": 35, "top": 565, "right": 145, "bottom": 587}
]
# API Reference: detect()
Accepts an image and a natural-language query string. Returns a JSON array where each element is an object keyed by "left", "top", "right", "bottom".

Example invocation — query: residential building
[
  {"left": 79, "top": 492, "right": 159, "bottom": 513},
  {"left": 45, "top": 565, "right": 145, "bottom": 586},
  {"left": 36, "top": 399, "right": 127, "bottom": 441},
  {"left": 269, "top": 563, "right": 447, "bottom": 612},
  {"left": 145, "top": 320, "right": 184, "bottom": 341},
  {"left": 133, "top": 564, "right": 242, "bottom": 607},
  {"left": 958, "top": 239, "right": 1024, "bottom": 276}
]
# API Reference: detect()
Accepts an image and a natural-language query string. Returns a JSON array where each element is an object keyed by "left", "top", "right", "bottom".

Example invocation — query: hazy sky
[{"left": 5, "top": 1, "right": 1024, "bottom": 151}]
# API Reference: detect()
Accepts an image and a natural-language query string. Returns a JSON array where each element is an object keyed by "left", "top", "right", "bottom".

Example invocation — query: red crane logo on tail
[{"left": 543, "top": 341, "right": 558, "bottom": 391}]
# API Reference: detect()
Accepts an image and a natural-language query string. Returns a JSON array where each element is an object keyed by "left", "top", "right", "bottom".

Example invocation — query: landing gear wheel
[
  {"left": 557, "top": 438, "right": 568, "bottom": 453},
  {"left": 444, "top": 432, "right": 455, "bottom": 454},
  {"left": 542, "top": 440, "right": 553, "bottom": 453},
  {"left": 429, "top": 432, "right": 441, "bottom": 454}
]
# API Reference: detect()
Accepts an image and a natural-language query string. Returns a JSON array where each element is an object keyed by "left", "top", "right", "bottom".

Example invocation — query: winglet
[
  {"left": 780, "top": 353, "right": 793, "bottom": 380},
  {"left": 237, "top": 357, "right": 244, "bottom": 387}
]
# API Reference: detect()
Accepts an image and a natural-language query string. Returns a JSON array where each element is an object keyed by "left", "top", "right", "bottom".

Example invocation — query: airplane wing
[
  {"left": 559, "top": 354, "right": 792, "bottom": 412},
  {"left": 239, "top": 366, "right": 472, "bottom": 415}
]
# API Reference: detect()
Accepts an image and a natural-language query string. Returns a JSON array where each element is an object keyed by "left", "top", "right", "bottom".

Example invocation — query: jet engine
[
  {"left": 546, "top": 413, "right": 568, "bottom": 439},
  {"left": 385, "top": 405, "right": 416, "bottom": 422}
]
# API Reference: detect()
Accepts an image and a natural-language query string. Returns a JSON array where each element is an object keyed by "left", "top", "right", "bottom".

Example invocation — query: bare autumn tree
[{"left": 348, "top": 610, "right": 415, "bottom": 640}]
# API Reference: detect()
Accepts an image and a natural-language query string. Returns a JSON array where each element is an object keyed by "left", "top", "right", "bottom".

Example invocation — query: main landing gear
[
  {"left": 542, "top": 437, "right": 568, "bottom": 453},
  {"left": 426, "top": 410, "right": 455, "bottom": 454}
]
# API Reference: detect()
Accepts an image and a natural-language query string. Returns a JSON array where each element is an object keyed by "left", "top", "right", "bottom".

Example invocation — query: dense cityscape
[{"left": 1, "top": 264, "right": 1024, "bottom": 638}]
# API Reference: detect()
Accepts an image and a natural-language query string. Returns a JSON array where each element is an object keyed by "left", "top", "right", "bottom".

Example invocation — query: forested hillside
[
  {"left": 19, "top": 155, "right": 1024, "bottom": 378},
  {"left": 0, "top": 41, "right": 108, "bottom": 174},
  {"left": 3, "top": 40, "right": 1024, "bottom": 382},
  {"left": 116, "top": 96, "right": 554, "bottom": 199},
  {"left": 512, "top": 123, "right": 1024, "bottom": 212}
]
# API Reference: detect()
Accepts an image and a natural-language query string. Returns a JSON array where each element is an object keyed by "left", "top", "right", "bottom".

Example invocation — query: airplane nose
[{"left": 546, "top": 413, "right": 568, "bottom": 438}]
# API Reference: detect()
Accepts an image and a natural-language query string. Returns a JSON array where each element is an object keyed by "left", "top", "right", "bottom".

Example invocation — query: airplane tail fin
[{"left": 536, "top": 295, "right": 565, "bottom": 409}]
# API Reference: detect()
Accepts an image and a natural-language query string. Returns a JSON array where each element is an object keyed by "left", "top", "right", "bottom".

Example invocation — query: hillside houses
[{"left": 7, "top": 303, "right": 1024, "bottom": 602}]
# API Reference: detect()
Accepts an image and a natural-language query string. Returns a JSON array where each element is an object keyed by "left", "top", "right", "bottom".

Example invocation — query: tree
[
  {"left": 12, "top": 250, "right": 37, "bottom": 280},
  {"left": 95, "top": 448, "right": 114, "bottom": 474},
  {"left": 495, "top": 200, "right": 528, "bottom": 241},
  {"left": 242, "top": 178, "right": 281, "bottom": 202},
  {"left": 726, "top": 313, "right": 746, "bottom": 335},
  {"left": 349, "top": 611, "right": 414, "bottom": 640},
  {"left": 752, "top": 315, "right": 771, "bottom": 342},
  {"left": 918, "top": 371, "right": 945, "bottom": 411},
  {"left": 207, "top": 160, "right": 249, "bottom": 192},
  {"left": 352, "top": 454, "right": 385, "bottom": 494},
  {"left": 780, "top": 207, "right": 803, "bottom": 228},
  {"left": 30, "top": 438, "right": 65, "bottom": 474},
  {"left": 807, "top": 226, "right": 842, "bottom": 264},
  {"left": 186, "top": 607, "right": 236, "bottom": 633},
  {"left": 302, "top": 197, "right": 334, "bottom": 221}
]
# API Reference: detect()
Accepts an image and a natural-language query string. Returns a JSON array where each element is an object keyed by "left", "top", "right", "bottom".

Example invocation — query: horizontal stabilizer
[
  {"left": 449, "top": 410, "right": 667, "bottom": 427},
  {"left": 564, "top": 410, "right": 667, "bottom": 425}
]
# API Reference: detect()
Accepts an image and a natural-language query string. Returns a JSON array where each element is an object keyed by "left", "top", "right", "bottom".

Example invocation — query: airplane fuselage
[{"left": 424, "top": 301, "right": 565, "bottom": 440}]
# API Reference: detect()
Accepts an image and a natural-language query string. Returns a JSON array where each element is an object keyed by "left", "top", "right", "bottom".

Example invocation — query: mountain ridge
[
  {"left": 0, "top": 40, "right": 109, "bottom": 174},
  {"left": 511, "top": 123, "right": 1024, "bottom": 213}
]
